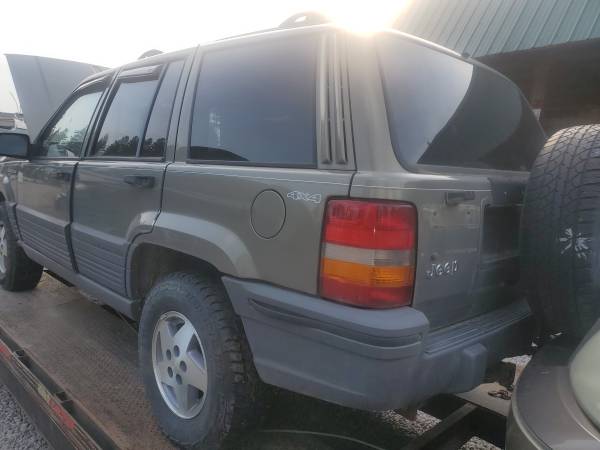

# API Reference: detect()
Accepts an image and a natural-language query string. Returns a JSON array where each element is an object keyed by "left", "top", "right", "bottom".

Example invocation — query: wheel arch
[
  {"left": 128, "top": 242, "right": 223, "bottom": 302},
  {"left": 0, "top": 163, "right": 19, "bottom": 205},
  {"left": 127, "top": 213, "right": 261, "bottom": 307}
]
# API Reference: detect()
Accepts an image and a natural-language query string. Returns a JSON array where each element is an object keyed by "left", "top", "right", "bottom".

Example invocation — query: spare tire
[{"left": 522, "top": 125, "right": 600, "bottom": 339}]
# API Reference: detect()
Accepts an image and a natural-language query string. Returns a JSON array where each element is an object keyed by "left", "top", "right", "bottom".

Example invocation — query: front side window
[
  {"left": 38, "top": 89, "right": 102, "bottom": 158},
  {"left": 92, "top": 77, "right": 159, "bottom": 158},
  {"left": 190, "top": 36, "right": 318, "bottom": 166}
]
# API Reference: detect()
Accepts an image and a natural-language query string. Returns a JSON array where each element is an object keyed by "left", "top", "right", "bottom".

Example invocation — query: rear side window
[
  {"left": 377, "top": 34, "right": 545, "bottom": 171},
  {"left": 190, "top": 37, "right": 318, "bottom": 166},
  {"left": 91, "top": 61, "right": 183, "bottom": 158},
  {"left": 38, "top": 89, "right": 102, "bottom": 158},
  {"left": 141, "top": 60, "right": 184, "bottom": 158},
  {"left": 92, "top": 78, "right": 159, "bottom": 157}
]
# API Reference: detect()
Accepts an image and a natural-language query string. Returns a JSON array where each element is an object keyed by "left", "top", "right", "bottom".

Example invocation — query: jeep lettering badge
[{"left": 425, "top": 260, "right": 459, "bottom": 279}]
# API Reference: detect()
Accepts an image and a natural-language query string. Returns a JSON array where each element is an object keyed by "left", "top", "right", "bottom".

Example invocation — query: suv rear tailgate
[
  {"left": 343, "top": 32, "right": 544, "bottom": 328},
  {"left": 350, "top": 171, "right": 528, "bottom": 329}
]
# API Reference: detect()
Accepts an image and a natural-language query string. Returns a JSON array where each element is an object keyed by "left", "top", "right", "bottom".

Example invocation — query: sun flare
[{"left": 318, "top": 0, "right": 411, "bottom": 34}]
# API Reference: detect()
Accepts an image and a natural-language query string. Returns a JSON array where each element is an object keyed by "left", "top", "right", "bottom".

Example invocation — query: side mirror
[{"left": 0, "top": 132, "right": 30, "bottom": 159}]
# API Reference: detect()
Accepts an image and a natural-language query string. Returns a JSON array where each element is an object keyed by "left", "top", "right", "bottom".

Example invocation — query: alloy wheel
[{"left": 152, "top": 311, "right": 208, "bottom": 418}]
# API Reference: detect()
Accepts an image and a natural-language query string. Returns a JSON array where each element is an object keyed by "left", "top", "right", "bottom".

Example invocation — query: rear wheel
[
  {"left": 0, "top": 206, "right": 43, "bottom": 291},
  {"left": 522, "top": 125, "right": 600, "bottom": 339},
  {"left": 139, "top": 272, "right": 262, "bottom": 448}
]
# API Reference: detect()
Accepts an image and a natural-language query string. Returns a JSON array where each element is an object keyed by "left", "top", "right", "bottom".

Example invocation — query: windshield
[{"left": 377, "top": 34, "right": 545, "bottom": 171}]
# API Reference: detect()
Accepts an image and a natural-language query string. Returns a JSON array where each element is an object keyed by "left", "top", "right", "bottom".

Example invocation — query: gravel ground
[{"left": 0, "top": 385, "right": 48, "bottom": 449}]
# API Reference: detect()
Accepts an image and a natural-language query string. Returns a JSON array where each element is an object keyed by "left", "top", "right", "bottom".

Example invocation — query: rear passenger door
[{"left": 70, "top": 55, "right": 189, "bottom": 296}]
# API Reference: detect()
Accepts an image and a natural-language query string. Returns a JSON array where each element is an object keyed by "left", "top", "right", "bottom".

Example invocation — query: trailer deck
[
  {"left": 0, "top": 275, "right": 510, "bottom": 449},
  {"left": 0, "top": 276, "right": 170, "bottom": 449}
]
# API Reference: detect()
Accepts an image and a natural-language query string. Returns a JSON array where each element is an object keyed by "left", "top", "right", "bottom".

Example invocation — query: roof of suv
[{"left": 78, "top": 24, "right": 464, "bottom": 88}]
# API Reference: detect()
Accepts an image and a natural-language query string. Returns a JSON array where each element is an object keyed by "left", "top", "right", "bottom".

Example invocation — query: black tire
[
  {"left": 0, "top": 205, "right": 43, "bottom": 291},
  {"left": 139, "top": 272, "right": 262, "bottom": 449},
  {"left": 522, "top": 125, "right": 600, "bottom": 339}
]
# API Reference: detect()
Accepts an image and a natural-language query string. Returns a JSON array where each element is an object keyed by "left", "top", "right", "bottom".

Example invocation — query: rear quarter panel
[{"left": 156, "top": 164, "right": 352, "bottom": 294}]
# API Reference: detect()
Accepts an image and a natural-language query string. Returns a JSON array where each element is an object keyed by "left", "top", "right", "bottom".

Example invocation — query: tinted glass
[
  {"left": 377, "top": 35, "right": 545, "bottom": 171},
  {"left": 190, "top": 37, "right": 317, "bottom": 165},
  {"left": 92, "top": 78, "right": 159, "bottom": 157},
  {"left": 38, "top": 90, "right": 102, "bottom": 158},
  {"left": 141, "top": 60, "right": 184, "bottom": 158}
]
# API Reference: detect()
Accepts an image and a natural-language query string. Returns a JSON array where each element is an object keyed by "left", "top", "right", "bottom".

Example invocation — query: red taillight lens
[
  {"left": 324, "top": 200, "right": 416, "bottom": 249},
  {"left": 319, "top": 199, "right": 416, "bottom": 308}
]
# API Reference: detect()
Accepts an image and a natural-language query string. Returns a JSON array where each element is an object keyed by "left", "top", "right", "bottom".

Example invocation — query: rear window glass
[
  {"left": 141, "top": 60, "right": 184, "bottom": 158},
  {"left": 190, "top": 36, "right": 318, "bottom": 166},
  {"left": 377, "top": 34, "right": 545, "bottom": 171},
  {"left": 92, "top": 78, "right": 159, "bottom": 158}
]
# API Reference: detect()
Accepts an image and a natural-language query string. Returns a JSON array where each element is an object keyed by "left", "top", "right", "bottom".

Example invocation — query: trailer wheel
[
  {"left": 0, "top": 206, "right": 43, "bottom": 291},
  {"left": 522, "top": 125, "right": 600, "bottom": 339},
  {"left": 139, "top": 272, "right": 262, "bottom": 449}
]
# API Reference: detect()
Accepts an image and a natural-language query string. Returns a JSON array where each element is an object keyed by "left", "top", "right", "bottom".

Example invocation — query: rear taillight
[{"left": 319, "top": 199, "right": 417, "bottom": 308}]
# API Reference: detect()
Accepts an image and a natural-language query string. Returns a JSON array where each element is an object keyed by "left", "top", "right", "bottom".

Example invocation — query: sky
[
  {"left": 2, "top": 0, "right": 410, "bottom": 67},
  {"left": 0, "top": 0, "right": 410, "bottom": 113}
]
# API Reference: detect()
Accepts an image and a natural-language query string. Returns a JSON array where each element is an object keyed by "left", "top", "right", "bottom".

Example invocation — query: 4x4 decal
[{"left": 287, "top": 191, "right": 322, "bottom": 204}]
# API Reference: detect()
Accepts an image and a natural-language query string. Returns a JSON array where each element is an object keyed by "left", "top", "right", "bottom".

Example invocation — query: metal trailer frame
[{"left": 0, "top": 330, "right": 112, "bottom": 449}]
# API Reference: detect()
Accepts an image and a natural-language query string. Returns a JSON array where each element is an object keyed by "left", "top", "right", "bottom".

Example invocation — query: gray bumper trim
[{"left": 224, "top": 276, "right": 532, "bottom": 411}]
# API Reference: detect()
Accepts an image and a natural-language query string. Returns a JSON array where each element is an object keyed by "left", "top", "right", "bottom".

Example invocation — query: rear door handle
[{"left": 123, "top": 175, "right": 155, "bottom": 188}]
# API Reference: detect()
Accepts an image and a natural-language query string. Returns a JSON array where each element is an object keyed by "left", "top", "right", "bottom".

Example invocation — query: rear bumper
[{"left": 224, "top": 276, "right": 532, "bottom": 411}]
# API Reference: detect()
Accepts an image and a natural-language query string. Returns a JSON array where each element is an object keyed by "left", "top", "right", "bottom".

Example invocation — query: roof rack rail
[
  {"left": 279, "top": 12, "right": 330, "bottom": 28},
  {"left": 138, "top": 49, "right": 163, "bottom": 60},
  {"left": 214, "top": 12, "right": 331, "bottom": 43}
]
